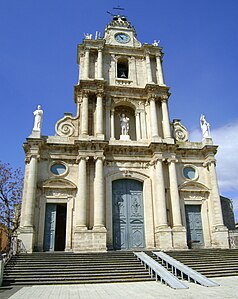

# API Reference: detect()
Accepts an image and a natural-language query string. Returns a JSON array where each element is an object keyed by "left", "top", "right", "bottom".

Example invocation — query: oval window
[
  {"left": 50, "top": 163, "right": 66, "bottom": 175},
  {"left": 183, "top": 166, "right": 196, "bottom": 180}
]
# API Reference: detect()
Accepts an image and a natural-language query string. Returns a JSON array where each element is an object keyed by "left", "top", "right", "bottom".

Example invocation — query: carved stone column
[
  {"left": 149, "top": 97, "right": 159, "bottom": 138},
  {"left": 167, "top": 158, "right": 182, "bottom": 227},
  {"left": 97, "top": 48, "right": 103, "bottom": 79},
  {"left": 154, "top": 158, "right": 168, "bottom": 227},
  {"left": 140, "top": 110, "right": 147, "bottom": 139},
  {"left": 23, "top": 153, "right": 38, "bottom": 227},
  {"left": 167, "top": 157, "right": 187, "bottom": 249},
  {"left": 81, "top": 93, "right": 88, "bottom": 135},
  {"left": 96, "top": 92, "right": 104, "bottom": 138},
  {"left": 75, "top": 156, "right": 88, "bottom": 228},
  {"left": 153, "top": 157, "right": 172, "bottom": 249},
  {"left": 110, "top": 108, "right": 115, "bottom": 140},
  {"left": 204, "top": 157, "right": 228, "bottom": 248},
  {"left": 19, "top": 146, "right": 39, "bottom": 253},
  {"left": 84, "top": 48, "right": 90, "bottom": 79},
  {"left": 135, "top": 111, "right": 141, "bottom": 140},
  {"left": 161, "top": 97, "right": 172, "bottom": 139},
  {"left": 94, "top": 156, "right": 105, "bottom": 228},
  {"left": 209, "top": 161, "right": 224, "bottom": 226},
  {"left": 145, "top": 52, "right": 153, "bottom": 84},
  {"left": 156, "top": 54, "right": 165, "bottom": 86}
]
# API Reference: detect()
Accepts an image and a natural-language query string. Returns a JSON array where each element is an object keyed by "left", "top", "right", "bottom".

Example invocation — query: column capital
[
  {"left": 96, "top": 91, "right": 104, "bottom": 98},
  {"left": 148, "top": 94, "right": 157, "bottom": 101},
  {"left": 97, "top": 47, "right": 103, "bottom": 52},
  {"left": 160, "top": 95, "right": 169, "bottom": 102},
  {"left": 166, "top": 157, "right": 178, "bottom": 165},
  {"left": 145, "top": 50, "right": 151, "bottom": 56},
  {"left": 203, "top": 158, "right": 216, "bottom": 168},
  {"left": 76, "top": 156, "right": 89, "bottom": 163},
  {"left": 25, "top": 153, "right": 40, "bottom": 164},
  {"left": 94, "top": 155, "right": 105, "bottom": 162}
]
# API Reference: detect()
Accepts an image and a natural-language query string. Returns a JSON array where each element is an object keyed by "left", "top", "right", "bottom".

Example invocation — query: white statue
[
  {"left": 33, "top": 105, "right": 43, "bottom": 131},
  {"left": 120, "top": 113, "right": 130, "bottom": 135},
  {"left": 200, "top": 114, "right": 211, "bottom": 138},
  {"left": 153, "top": 40, "right": 160, "bottom": 46},
  {"left": 84, "top": 33, "right": 92, "bottom": 40}
]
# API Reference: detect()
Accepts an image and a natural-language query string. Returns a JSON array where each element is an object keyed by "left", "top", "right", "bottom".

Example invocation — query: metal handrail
[
  {"left": 153, "top": 251, "right": 219, "bottom": 287},
  {"left": 134, "top": 252, "right": 188, "bottom": 289}
]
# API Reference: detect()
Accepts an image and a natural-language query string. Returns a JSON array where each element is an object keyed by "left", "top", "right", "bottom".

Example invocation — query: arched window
[{"left": 117, "top": 58, "right": 129, "bottom": 79}]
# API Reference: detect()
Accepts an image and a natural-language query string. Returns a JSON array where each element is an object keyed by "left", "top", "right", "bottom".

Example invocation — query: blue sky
[{"left": 1, "top": 1, "right": 238, "bottom": 220}]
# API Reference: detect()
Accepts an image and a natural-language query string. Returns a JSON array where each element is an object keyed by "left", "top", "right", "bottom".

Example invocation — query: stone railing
[
  {"left": 0, "top": 236, "right": 27, "bottom": 286},
  {"left": 115, "top": 78, "right": 133, "bottom": 86}
]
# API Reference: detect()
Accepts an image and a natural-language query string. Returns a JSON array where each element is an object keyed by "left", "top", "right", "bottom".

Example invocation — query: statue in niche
[
  {"left": 33, "top": 105, "right": 43, "bottom": 131},
  {"left": 120, "top": 113, "right": 130, "bottom": 135},
  {"left": 200, "top": 114, "right": 211, "bottom": 138}
]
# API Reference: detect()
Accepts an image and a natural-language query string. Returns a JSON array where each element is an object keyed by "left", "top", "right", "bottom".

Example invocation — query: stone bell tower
[{"left": 19, "top": 14, "right": 229, "bottom": 253}]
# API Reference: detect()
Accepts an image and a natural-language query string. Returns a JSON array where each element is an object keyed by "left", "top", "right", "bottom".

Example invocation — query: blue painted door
[
  {"left": 112, "top": 179, "right": 145, "bottom": 250},
  {"left": 44, "top": 203, "right": 57, "bottom": 251},
  {"left": 185, "top": 205, "right": 204, "bottom": 249}
]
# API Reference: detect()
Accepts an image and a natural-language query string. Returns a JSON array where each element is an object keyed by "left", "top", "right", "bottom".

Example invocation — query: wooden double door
[
  {"left": 44, "top": 203, "right": 67, "bottom": 251},
  {"left": 112, "top": 179, "right": 145, "bottom": 250},
  {"left": 185, "top": 205, "right": 204, "bottom": 249}
]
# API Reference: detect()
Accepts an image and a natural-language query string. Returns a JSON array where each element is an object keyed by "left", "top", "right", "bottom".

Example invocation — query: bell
[{"left": 120, "top": 72, "right": 127, "bottom": 78}]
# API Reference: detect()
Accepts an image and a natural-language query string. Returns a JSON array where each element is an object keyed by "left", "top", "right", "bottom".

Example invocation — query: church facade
[{"left": 19, "top": 15, "right": 229, "bottom": 253}]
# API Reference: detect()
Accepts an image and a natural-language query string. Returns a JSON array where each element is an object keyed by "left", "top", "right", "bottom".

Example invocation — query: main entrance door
[
  {"left": 112, "top": 179, "right": 145, "bottom": 250},
  {"left": 185, "top": 205, "right": 204, "bottom": 249},
  {"left": 44, "top": 203, "right": 67, "bottom": 251}
]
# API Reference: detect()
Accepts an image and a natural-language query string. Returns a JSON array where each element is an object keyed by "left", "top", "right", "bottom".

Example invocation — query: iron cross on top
[{"left": 113, "top": 5, "right": 125, "bottom": 15}]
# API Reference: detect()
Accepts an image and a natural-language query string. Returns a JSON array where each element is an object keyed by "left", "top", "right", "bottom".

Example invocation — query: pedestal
[
  {"left": 120, "top": 135, "right": 131, "bottom": 141},
  {"left": 73, "top": 227, "right": 107, "bottom": 252},
  {"left": 172, "top": 226, "right": 187, "bottom": 249},
  {"left": 155, "top": 226, "right": 172, "bottom": 249},
  {"left": 211, "top": 225, "right": 229, "bottom": 248},
  {"left": 18, "top": 226, "right": 35, "bottom": 253}
]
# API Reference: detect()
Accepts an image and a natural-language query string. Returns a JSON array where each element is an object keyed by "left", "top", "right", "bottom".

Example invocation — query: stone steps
[
  {"left": 165, "top": 249, "right": 238, "bottom": 278},
  {"left": 3, "top": 252, "right": 154, "bottom": 286}
]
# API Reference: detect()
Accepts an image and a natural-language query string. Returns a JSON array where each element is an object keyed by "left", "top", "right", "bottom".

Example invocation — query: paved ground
[{"left": 2, "top": 277, "right": 238, "bottom": 299}]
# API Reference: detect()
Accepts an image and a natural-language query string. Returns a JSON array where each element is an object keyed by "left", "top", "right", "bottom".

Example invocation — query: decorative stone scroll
[
  {"left": 172, "top": 119, "right": 189, "bottom": 142},
  {"left": 55, "top": 113, "right": 79, "bottom": 137}
]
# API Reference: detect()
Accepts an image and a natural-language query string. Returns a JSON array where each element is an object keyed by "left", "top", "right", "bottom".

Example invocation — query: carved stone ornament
[
  {"left": 172, "top": 119, "right": 189, "bottom": 142},
  {"left": 55, "top": 113, "right": 79, "bottom": 137}
]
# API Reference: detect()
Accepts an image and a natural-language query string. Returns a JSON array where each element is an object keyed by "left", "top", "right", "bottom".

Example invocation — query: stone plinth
[
  {"left": 120, "top": 135, "right": 130, "bottom": 141},
  {"left": 18, "top": 226, "right": 35, "bottom": 253},
  {"left": 172, "top": 226, "right": 187, "bottom": 249},
  {"left": 73, "top": 228, "right": 107, "bottom": 252},
  {"left": 155, "top": 227, "right": 172, "bottom": 249},
  {"left": 211, "top": 225, "right": 229, "bottom": 248}
]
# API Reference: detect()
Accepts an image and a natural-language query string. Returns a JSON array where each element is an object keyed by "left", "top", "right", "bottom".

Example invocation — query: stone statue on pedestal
[
  {"left": 33, "top": 105, "right": 43, "bottom": 132},
  {"left": 200, "top": 114, "right": 211, "bottom": 138},
  {"left": 120, "top": 113, "right": 130, "bottom": 135}
]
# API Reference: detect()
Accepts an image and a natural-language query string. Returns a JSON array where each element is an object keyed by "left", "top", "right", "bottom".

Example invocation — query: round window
[
  {"left": 183, "top": 166, "right": 196, "bottom": 180},
  {"left": 50, "top": 163, "right": 66, "bottom": 175}
]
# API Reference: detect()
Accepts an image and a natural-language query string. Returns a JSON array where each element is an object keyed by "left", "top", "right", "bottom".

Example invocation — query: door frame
[
  {"left": 106, "top": 172, "right": 155, "bottom": 250},
  {"left": 38, "top": 196, "right": 74, "bottom": 252},
  {"left": 184, "top": 204, "right": 204, "bottom": 249},
  {"left": 112, "top": 179, "right": 145, "bottom": 250}
]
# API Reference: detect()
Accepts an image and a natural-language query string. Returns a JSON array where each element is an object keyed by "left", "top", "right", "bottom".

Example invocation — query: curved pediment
[
  {"left": 179, "top": 181, "right": 209, "bottom": 193},
  {"left": 40, "top": 178, "right": 77, "bottom": 189}
]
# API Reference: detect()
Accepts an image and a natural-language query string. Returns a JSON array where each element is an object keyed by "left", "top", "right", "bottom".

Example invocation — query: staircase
[
  {"left": 2, "top": 251, "right": 154, "bottom": 286},
  {"left": 165, "top": 249, "right": 238, "bottom": 278}
]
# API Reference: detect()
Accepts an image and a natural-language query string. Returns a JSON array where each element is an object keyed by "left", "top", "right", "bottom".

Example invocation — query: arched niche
[{"left": 114, "top": 105, "right": 136, "bottom": 140}]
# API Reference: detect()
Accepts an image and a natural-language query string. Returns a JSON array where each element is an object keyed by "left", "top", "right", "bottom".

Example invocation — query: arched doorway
[{"left": 112, "top": 179, "right": 145, "bottom": 250}]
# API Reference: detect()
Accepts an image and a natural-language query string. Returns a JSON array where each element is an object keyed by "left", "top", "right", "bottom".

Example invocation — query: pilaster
[
  {"left": 167, "top": 156, "right": 187, "bottom": 249},
  {"left": 152, "top": 155, "right": 172, "bottom": 249},
  {"left": 204, "top": 156, "right": 229, "bottom": 248}
]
